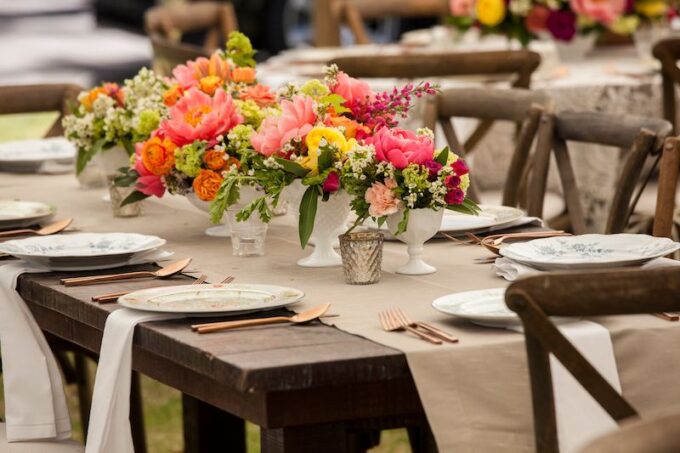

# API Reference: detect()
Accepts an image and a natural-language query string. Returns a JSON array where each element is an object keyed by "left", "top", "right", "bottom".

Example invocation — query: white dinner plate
[
  {"left": 118, "top": 283, "right": 305, "bottom": 315},
  {"left": 0, "top": 137, "right": 76, "bottom": 173},
  {"left": 0, "top": 200, "right": 55, "bottom": 229},
  {"left": 0, "top": 232, "right": 166, "bottom": 270},
  {"left": 500, "top": 234, "right": 680, "bottom": 270},
  {"left": 432, "top": 288, "right": 518, "bottom": 328}
]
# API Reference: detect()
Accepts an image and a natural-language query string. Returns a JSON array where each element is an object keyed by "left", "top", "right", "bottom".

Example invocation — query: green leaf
[
  {"left": 76, "top": 138, "right": 106, "bottom": 175},
  {"left": 319, "top": 93, "right": 350, "bottom": 114},
  {"left": 435, "top": 146, "right": 450, "bottom": 166},
  {"left": 446, "top": 198, "right": 481, "bottom": 216},
  {"left": 120, "top": 138, "right": 135, "bottom": 156},
  {"left": 210, "top": 177, "right": 241, "bottom": 223},
  {"left": 120, "top": 190, "right": 148, "bottom": 207},
  {"left": 274, "top": 157, "right": 310, "bottom": 177},
  {"left": 317, "top": 145, "right": 334, "bottom": 173},
  {"left": 298, "top": 185, "right": 319, "bottom": 248},
  {"left": 395, "top": 209, "right": 410, "bottom": 235}
]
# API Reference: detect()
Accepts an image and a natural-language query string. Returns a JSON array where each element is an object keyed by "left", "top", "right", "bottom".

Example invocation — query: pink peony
[
  {"left": 251, "top": 95, "right": 317, "bottom": 156},
  {"left": 171, "top": 52, "right": 232, "bottom": 90},
  {"left": 365, "top": 127, "right": 435, "bottom": 169},
  {"left": 569, "top": 0, "right": 626, "bottom": 25},
  {"left": 134, "top": 142, "right": 165, "bottom": 197},
  {"left": 365, "top": 178, "right": 402, "bottom": 217},
  {"left": 332, "top": 72, "right": 373, "bottom": 105},
  {"left": 160, "top": 88, "right": 243, "bottom": 147},
  {"left": 449, "top": 0, "right": 474, "bottom": 16}
]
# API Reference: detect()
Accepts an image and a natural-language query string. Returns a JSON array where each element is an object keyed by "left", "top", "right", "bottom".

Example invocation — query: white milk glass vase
[
  {"left": 286, "top": 180, "right": 351, "bottom": 267},
  {"left": 387, "top": 208, "right": 444, "bottom": 275},
  {"left": 187, "top": 185, "right": 260, "bottom": 237}
]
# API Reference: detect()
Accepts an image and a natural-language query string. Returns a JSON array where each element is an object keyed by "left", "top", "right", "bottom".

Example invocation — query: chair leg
[
  {"left": 407, "top": 424, "right": 438, "bottom": 453},
  {"left": 74, "top": 353, "right": 92, "bottom": 437},
  {"left": 130, "top": 371, "right": 148, "bottom": 453}
]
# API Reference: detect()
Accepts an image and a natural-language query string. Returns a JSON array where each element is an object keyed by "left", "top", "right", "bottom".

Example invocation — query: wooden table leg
[
  {"left": 261, "top": 423, "right": 374, "bottom": 453},
  {"left": 182, "top": 394, "right": 245, "bottom": 453}
]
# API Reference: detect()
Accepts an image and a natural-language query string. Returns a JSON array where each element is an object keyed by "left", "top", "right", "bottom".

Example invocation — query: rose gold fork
[
  {"left": 378, "top": 310, "right": 442, "bottom": 344},
  {"left": 390, "top": 308, "right": 458, "bottom": 343},
  {"left": 91, "top": 273, "right": 209, "bottom": 303}
]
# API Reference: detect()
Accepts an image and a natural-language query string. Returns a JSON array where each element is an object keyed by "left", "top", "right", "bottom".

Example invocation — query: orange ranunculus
[
  {"left": 225, "top": 156, "right": 240, "bottom": 169},
  {"left": 203, "top": 149, "right": 228, "bottom": 171},
  {"left": 199, "top": 76, "right": 223, "bottom": 95},
  {"left": 192, "top": 169, "right": 223, "bottom": 201},
  {"left": 328, "top": 115, "right": 370, "bottom": 139},
  {"left": 140, "top": 136, "right": 177, "bottom": 176},
  {"left": 163, "top": 84, "right": 184, "bottom": 107},
  {"left": 232, "top": 67, "right": 256, "bottom": 83},
  {"left": 239, "top": 84, "right": 276, "bottom": 107},
  {"left": 81, "top": 83, "right": 124, "bottom": 111}
]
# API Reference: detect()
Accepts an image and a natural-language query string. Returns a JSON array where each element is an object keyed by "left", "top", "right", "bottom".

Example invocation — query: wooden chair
[
  {"left": 653, "top": 137, "right": 680, "bottom": 239},
  {"left": 653, "top": 38, "right": 680, "bottom": 131},
  {"left": 423, "top": 87, "right": 553, "bottom": 210},
  {"left": 581, "top": 413, "right": 680, "bottom": 453},
  {"left": 331, "top": 0, "right": 449, "bottom": 45},
  {"left": 528, "top": 111, "right": 672, "bottom": 234},
  {"left": 505, "top": 267, "right": 680, "bottom": 453},
  {"left": 144, "top": 2, "right": 239, "bottom": 76}
]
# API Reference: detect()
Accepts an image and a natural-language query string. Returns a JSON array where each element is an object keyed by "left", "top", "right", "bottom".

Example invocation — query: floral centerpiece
[
  {"left": 63, "top": 68, "right": 167, "bottom": 175},
  {"left": 116, "top": 32, "right": 278, "bottom": 212},
  {"left": 209, "top": 65, "right": 440, "bottom": 265}
]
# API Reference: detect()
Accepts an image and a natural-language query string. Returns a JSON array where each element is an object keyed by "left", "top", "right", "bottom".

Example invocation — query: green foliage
[
  {"left": 113, "top": 167, "right": 139, "bottom": 187},
  {"left": 75, "top": 138, "right": 105, "bottom": 175},
  {"left": 446, "top": 198, "right": 481, "bottom": 216},
  {"left": 225, "top": 31, "right": 257, "bottom": 68},
  {"left": 434, "top": 146, "right": 450, "bottom": 166},
  {"left": 395, "top": 209, "right": 410, "bottom": 236},
  {"left": 210, "top": 176, "right": 241, "bottom": 223},
  {"left": 298, "top": 185, "right": 320, "bottom": 248},
  {"left": 236, "top": 196, "right": 272, "bottom": 223},
  {"left": 120, "top": 190, "right": 149, "bottom": 207},
  {"left": 274, "top": 157, "right": 310, "bottom": 177},
  {"left": 319, "top": 93, "right": 350, "bottom": 114}
]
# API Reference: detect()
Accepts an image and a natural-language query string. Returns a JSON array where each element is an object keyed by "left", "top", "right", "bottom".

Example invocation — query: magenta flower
[
  {"left": 424, "top": 160, "right": 443, "bottom": 180},
  {"left": 365, "top": 127, "right": 435, "bottom": 169},
  {"left": 445, "top": 188, "right": 465, "bottom": 205},
  {"left": 547, "top": 9, "right": 577, "bottom": 42},
  {"left": 452, "top": 159, "right": 469, "bottom": 176},
  {"left": 445, "top": 174, "right": 461, "bottom": 189},
  {"left": 322, "top": 171, "right": 340, "bottom": 193}
]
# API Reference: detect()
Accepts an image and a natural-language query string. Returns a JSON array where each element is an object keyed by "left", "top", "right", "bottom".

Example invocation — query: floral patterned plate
[
  {"left": 0, "top": 200, "right": 55, "bottom": 229},
  {"left": 118, "top": 283, "right": 305, "bottom": 316},
  {"left": 500, "top": 234, "right": 680, "bottom": 270}
]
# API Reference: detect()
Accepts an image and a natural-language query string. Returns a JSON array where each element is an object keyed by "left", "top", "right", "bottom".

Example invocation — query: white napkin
[
  {"left": 0, "top": 262, "right": 71, "bottom": 442},
  {"left": 85, "top": 309, "right": 182, "bottom": 453},
  {"left": 494, "top": 256, "right": 680, "bottom": 281}
]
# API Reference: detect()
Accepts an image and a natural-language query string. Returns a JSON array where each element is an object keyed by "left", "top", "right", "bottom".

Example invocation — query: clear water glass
[{"left": 227, "top": 211, "right": 268, "bottom": 257}]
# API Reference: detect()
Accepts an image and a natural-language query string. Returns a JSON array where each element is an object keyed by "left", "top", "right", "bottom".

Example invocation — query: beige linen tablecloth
[{"left": 4, "top": 173, "right": 680, "bottom": 452}]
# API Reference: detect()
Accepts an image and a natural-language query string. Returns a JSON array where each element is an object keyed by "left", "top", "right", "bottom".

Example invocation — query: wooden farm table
[{"left": 7, "top": 173, "right": 680, "bottom": 452}]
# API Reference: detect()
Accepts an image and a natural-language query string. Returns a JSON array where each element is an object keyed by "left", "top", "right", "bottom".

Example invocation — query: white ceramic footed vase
[
  {"left": 387, "top": 207, "right": 443, "bottom": 275},
  {"left": 187, "top": 185, "right": 261, "bottom": 237}
]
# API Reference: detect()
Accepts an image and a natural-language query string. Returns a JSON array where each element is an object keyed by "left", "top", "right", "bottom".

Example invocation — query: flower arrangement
[
  {"left": 63, "top": 68, "right": 167, "bottom": 174},
  {"left": 341, "top": 128, "right": 478, "bottom": 235},
  {"left": 209, "top": 64, "right": 442, "bottom": 247},
  {"left": 446, "top": 0, "right": 653, "bottom": 45},
  {"left": 115, "top": 32, "right": 279, "bottom": 206}
]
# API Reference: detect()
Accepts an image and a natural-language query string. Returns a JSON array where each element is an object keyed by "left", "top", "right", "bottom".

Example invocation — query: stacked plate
[
  {"left": 118, "top": 283, "right": 305, "bottom": 316},
  {"left": 0, "top": 232, "right": 166, "bottom": 271},
  {"left": 433, "top": 288, "right": 516, "bottom": 328},
  {"left": 0, "top": 200, "right": 54, "bottom": 229},
  {"left": 0, "top": 137, "right": 76, "bottom": 173}
]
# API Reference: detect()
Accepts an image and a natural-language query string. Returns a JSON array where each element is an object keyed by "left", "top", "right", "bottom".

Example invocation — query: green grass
[{"left": 0, "top": 112, "right": 411, "bottom": 452}]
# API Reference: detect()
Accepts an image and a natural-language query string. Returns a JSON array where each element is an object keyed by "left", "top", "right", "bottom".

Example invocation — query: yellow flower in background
[
  {"left": 635, "top": 0, "right": 667, "bottom": 18},
  {"left": 476, "top": 0, "right": 506, "bottom": 27},
  {"left": 301, "top": 126, "right": 357, "bottom": 174},
  {"left": 610, "top": 16, "right": 640, "bottom": 35}
]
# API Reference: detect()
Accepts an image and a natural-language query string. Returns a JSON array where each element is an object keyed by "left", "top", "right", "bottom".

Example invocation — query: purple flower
[
  {"left": 452, "top": 159, "right": 469, "bottom": 176},
  {"left": 424, "top": 159, "right": 443, "bottom": 180},
  {"left": 546, "top": 9, "right": 577, "bottom": 42},
  {"left": 445, "top": 188, "right": 465, "bottom": 205}
]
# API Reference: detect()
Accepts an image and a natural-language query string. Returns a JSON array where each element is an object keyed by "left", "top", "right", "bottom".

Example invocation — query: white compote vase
[
  {"left": 387, "top": 207, "right": 444, "bottom": 275},
  {"left": 285, "top": 180, "right": 351, "bottom": 267},
  {"left": 187, "top": 185, "right": 260, "bottom": 237}
]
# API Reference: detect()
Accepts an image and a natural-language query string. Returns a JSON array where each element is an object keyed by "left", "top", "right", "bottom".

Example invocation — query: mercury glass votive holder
[
  {"left": 338, "top": 232, "right": 384, "bottom": 285},
  {"left": 109, "top": 180, "right": 142, "bottom": 218}
]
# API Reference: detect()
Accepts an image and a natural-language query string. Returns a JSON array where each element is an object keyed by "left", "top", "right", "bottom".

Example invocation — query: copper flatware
[
  {"left": 480, "top": 231, "right": 571, "bottom": 255},
  {"left": 0, "top": 218, "right": 73, "bottom": 239},
  {"left": 391, "top": 308, "right": 458, "bottom": 343},
  {"left": 61, "top": 258, "right": 192, "bottom": 287},
  {"left": 379, "top": 309, "right": 442, "bottom": 345},
  {"left": 91, "top": 273, "right": 208, "bottom": 303},
  {"left": 193, "top": 303, "right": 331, "bottom": 334},
  {"left": 654, "top": 312, "right": 679, "bottom": 322}
]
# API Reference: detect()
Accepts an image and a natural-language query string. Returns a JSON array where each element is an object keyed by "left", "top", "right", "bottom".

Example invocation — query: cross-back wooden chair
[
  {"left": 423, "top": 87, "right": 553, "bottom": 209},
  {"left": 0, "top": 84, "right": 82, "bottom": 137},
  {"left": 144, "top": 2, "right": 238, "bottom": 76},
  {"left": 653, "top": 38, "right": 680, "bottom": 131},
  {"left": 506, "top": 267, "right": 680, "bottom": 453},
  {"left": 331, "top": 0, "right": 449, "bottom": 45},
  {"left": 653, "top": 136, "right": 680, "bottom": 239},
  {"left": 528, "top": 111, "right": 672, "bottom": 234},
  {"left": 581, "top": 413, "right": 680, "bottom": 453}
]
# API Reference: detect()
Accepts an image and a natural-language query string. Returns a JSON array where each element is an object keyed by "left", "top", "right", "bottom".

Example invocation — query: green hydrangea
[
  {"left": 175, "top": 142, "right": 205, "bottom": 177},
  {"left": 227, "top": 124, "right": 255, "bottom": 152},
  {"left": 226, "top": 31, "right": 256, "bottom": 68},
  {"left": 235, "top": 100, "right": 265, "bottom": 128},
  {"left": 402, "top": 164, "right": 430, "bottom": 191},
  {"left": 300, "top": 79, "right": 330, "bottom": 99},
  {"left": 135, "top": 110, "right": 160, "bottom": 138}
]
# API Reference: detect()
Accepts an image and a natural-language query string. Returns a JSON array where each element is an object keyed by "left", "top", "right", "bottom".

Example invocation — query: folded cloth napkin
[
  {"left": 85, "top": 309, "right": 182, "bottom": 453},
  {"left": 494, "top": 256, "right": 680, "bottom": 281},
  {"left": 0, "top": 248, "right": 172, "bottom": 443},
  {"left": 0, "top": 262, "right": 72, "bottom": 442}
]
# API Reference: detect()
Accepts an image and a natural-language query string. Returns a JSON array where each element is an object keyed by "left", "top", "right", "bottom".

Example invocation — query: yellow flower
[
  {"left": 476, "top": 0, "right": 506, "bottom": 27},
  {"left": 635, "top": 0, "right": 667, "bottom": 18},
  {"left": 610, "top": 16, "right": 640, "bottom": 35},
  {"left": 302, "top": 127, "right": 356, "bottom": 174}
]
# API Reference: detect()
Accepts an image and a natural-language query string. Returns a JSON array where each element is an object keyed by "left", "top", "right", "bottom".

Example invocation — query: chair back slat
[
  {"left": 653, "top": 38, "right": 680, "bottom": 130},
  {"left": 653, "top": 137, "right": 680, "bottom": 238}
]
